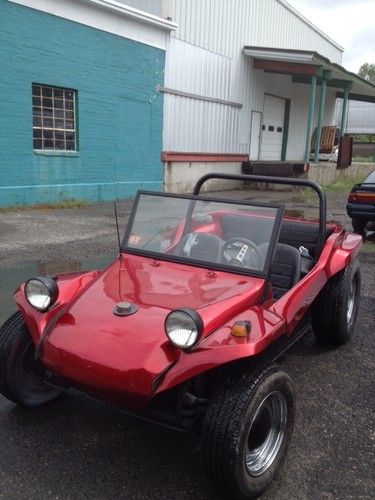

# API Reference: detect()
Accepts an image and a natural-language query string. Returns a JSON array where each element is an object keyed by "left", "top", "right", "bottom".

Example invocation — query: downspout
[{"left": 314, "top": 70, "right": 331, "bottom": 163}]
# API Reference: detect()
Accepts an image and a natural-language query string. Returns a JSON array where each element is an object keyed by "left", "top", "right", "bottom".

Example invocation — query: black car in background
[{"left": 347, "top": 169, "right": 375, "bottom": 234}]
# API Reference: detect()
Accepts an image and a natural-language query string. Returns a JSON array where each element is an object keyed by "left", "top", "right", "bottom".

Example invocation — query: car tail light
[
  {"left": 349, "top": 191, "right": 375, "bottom": 204},
  {"left": 356, "top": 192, "right": 375, "bottom": 203},
  {"left": 348, "top": 191, "right": 357, "bottom": 202}
]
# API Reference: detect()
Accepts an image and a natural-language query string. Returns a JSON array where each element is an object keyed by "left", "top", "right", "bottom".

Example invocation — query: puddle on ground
[{"left": 0, "top": 255, "right": 114, "bottom": 323}]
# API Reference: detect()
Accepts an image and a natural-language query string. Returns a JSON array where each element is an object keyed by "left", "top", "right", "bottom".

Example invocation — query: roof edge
[
  {"left": 277, "top": 0, "right": 344, "bottom": 53},
  {"left": 80, "top": 0, "right": 177, "bottom": 31}
]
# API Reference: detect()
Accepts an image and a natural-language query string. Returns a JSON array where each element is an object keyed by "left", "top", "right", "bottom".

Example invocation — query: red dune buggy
[{"left": 0, "top": 174, "right": 362, "bottom": 498}]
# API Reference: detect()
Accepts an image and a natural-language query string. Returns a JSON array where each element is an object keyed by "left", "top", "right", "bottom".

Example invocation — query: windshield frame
[{"left": 121, "top": 190, "right": 285, "bottom": 279}]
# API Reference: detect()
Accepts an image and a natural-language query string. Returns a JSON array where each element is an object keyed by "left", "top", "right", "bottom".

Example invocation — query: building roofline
[
  {"left": 80, "top": 0, "right": 177, "bottom": 31},
  {"left": 277, "top": 0, "right": 344, "bottom": 52},
  {"left": 7, "top": 0, "right": 177, "bottom": 50}
]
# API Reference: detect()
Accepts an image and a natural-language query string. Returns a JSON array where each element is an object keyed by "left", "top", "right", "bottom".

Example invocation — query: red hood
[{"left": 40, "top": 254, "right": 265, "bottom": 408}]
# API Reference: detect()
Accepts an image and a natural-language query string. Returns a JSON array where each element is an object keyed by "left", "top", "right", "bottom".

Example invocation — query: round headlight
[
  {"left": 165, "top": 308, "right": 203, "bottom": 350},
  {"left": 25, "top": 277, "right": 59, "bottom": 311}
]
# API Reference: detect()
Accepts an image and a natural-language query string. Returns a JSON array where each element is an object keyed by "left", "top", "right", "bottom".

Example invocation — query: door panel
[
  {"left": 260, "top": 95, "right": 286, "bottom": 161},
  {"left": 250, "top": 111, "right": 262, "bottom": 160}
]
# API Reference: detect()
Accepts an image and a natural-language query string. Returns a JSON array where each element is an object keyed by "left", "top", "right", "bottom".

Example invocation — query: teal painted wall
[{"left": 0, "top": 1, "right": 165, "bottom": 206}]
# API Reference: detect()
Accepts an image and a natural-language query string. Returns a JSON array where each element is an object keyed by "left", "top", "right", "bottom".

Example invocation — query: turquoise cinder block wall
[{"left": 0, "top": 1, "right": 165, "bottom": 206}]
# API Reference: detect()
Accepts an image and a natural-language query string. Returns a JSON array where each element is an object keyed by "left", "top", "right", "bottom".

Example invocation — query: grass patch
[
  {"left": 291, "top": 173, "right": 367, "bottom": 202},
  {"left": 324, "top": 174, "right": 366, "bottom": 193},
  {"left": 0, "top": 199, "right": 88, "bottom": 213},
  {"left": 363, "top": 240, "right": 375, "bottom": 253},
  {"left": 352, "top": 156, "right": 374, "bottom": 163}
]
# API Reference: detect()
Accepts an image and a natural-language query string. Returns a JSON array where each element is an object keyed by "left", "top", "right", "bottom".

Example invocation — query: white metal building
[
  {"left": 335, "top": 99, "right": 375, "bottom": 135},
  {"left": 123, "top": 0, "right": 375, "bottom": 191}
]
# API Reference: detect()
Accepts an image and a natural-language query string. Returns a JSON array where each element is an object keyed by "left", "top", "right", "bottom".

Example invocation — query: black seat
[
  {"left": 174, "top": 232, "right": 223, "bottom": 263},
  {"left": 280, "top": 220, "right": 333, "bottom": 258},
  {"left": 269, "top": 243, "right": 301, "bottom": 299}
]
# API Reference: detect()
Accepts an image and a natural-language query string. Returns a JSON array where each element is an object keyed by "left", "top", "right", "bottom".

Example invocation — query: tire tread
[
  {"left": 202, "top": 364, "right": 291, "bottom": 499},
  {"left": 0, "top": 311, "right": 28, "bottom": 404},
  {"left": 312, "top": 259, "right": 360, "bottom": 345}
]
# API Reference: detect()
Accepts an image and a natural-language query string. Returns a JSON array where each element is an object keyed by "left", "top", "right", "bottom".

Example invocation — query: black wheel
[
  {"left": 312, "top": 259, "right": 361, "bottom": 346},
  {"left": 352, "top": 218, "right": 367, "bottom": 235},
  {"left": 0, "top": 312, "right": 62, "bottom": 407},
  {"left": 201, "top": 364, "right": 295, "bottom": 499}
]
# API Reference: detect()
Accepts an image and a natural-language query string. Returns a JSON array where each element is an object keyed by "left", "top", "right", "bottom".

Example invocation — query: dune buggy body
[{"left": 1, "top": 174, "right": 362, "bottom": 498}]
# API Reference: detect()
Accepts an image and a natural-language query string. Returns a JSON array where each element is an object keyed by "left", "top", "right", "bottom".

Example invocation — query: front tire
[
  {"left": 0, "top": 312, "right": 62, "bottom": 407},
  {"left": 312, "top": 259, "right": 361, "bottom": 346},
  {"left": 201, "top": 364, "right": 295, "bottom": 499}
]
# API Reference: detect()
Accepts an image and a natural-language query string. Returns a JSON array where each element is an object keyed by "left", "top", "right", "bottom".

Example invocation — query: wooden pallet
[{"left": 310, "top": 126, "right": 339, "bottom": 153}]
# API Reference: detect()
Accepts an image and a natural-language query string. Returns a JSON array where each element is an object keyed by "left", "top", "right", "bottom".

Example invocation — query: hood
[{"left": 40, "top": 254, "right": 265, "bottom": 407}]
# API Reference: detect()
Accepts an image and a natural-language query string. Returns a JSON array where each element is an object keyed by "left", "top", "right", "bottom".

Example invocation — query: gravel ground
[{"left": 0, "top": 187, "right": 374, "bottom": 499}]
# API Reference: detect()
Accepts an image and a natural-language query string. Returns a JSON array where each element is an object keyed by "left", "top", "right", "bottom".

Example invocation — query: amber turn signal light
[{"left": 231, "top": 320, "right": 251, "bottom": 337}]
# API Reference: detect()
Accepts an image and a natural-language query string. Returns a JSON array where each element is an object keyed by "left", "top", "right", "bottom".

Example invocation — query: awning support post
[
  {"left": 340, "top": 90, "right": 349, "bottom": 137},
  {"left": 304, "top": 73, "right": 318, "bottom": 163},
  {"left": 340, "top": 82, "right": 352, "bottom": 137},
  {"left": 314, "top": 70, "right": 331, "bottom": 163}
]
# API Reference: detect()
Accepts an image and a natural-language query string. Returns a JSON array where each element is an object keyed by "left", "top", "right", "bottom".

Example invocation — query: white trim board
[{"left": 8, "top": 0, "right": 177, "bottom": 50}]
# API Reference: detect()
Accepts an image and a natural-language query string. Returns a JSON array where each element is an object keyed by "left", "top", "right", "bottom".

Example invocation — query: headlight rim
[
  {"left": 25, "top": 276, "right": 59, "bottom": 312},
  {"left": 165, "top": 307, "right": 204, "bottom": 351}
]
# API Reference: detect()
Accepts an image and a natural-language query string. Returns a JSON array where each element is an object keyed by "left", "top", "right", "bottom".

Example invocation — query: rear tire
[
  {"left": 312, "top": 259, "right": 361, "bottom": 346},
  {"left": 201, "top": 364, "right": 295, "bottom": 499},
  {"left": 0, "top": 312, "right": 62, "bottom": 407},
  {"left": 352, "top": 218, "right": 367, "bottom": 235}
]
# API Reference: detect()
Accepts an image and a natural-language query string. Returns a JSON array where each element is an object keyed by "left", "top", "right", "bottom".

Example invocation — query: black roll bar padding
[{"left": 193, "top": 173, "right": 327, "bottom": 257}]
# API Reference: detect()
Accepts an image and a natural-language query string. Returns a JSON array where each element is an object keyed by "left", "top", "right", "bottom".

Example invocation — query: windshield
[{"left": 122, "top": 192, "right": 283, "bottom": 277}]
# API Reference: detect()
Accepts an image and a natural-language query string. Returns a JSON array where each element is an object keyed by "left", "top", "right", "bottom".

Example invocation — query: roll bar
[{"left": 193, "top": 173, "right": 327, "bottom": 257}]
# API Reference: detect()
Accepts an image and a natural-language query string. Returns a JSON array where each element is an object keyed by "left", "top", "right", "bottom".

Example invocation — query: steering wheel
[{"left": 222, "top": 238, "right": 263, "bottom": 269}]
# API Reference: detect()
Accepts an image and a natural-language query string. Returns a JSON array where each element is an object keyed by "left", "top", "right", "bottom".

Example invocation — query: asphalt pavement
[{"left": 0, "top": 188, "right": 374, "bottom": 499}]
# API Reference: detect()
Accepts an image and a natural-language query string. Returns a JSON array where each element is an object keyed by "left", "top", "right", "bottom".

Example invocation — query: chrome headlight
[
  {"left": 165, "top": 308, "right": 203, "bottom": 350},
  {"left": 25, "top": 277, "right": 59, "bottom": 311}
]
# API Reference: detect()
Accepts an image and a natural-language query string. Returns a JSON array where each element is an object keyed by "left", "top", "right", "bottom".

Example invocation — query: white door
[
  {"left": 249, "top": 111, "right": 261, "bottom": 160},
  {"left": 260, "top": 95, "right": 286, "bottom": 161}
]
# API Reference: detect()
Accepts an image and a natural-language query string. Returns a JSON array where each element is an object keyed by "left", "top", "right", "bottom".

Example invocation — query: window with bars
[{"left": 32, "top": 84, "right": 77, "bottom": 151}]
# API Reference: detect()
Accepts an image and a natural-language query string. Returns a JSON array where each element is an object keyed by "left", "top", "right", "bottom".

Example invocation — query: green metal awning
[
  {"left": 243, "top": 46, "right": 375, "bottom": 163},
  {"left": 243, "top": 46, "right": 375, "bottom": 100}
]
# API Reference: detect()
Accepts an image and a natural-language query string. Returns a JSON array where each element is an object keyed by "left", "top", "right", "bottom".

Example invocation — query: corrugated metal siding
[
  {"left": 163, "top": 94, "right": 240, "bottom": 153},
  {"left": 335, "top": 99, "right": 375, "bottom": 134},
  {"left": 163, "top": 36, "right": 337, "bottom": 157},
  {"left": 164, "top": 37, "right": 232, "bottom": 99},
  {"left": 163, "top": 37, "right": 241, "bottom": 153},
  {"left": 168, "top": 0, "right": 342, "bottom": 63},
  {"left": 160, "top": 0, "right": 341, "bottom": 158}
]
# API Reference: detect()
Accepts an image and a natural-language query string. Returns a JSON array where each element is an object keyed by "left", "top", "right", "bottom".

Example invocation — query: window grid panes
[{"left": 32, "top": 84, "right": 77, "bottom": 151}]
